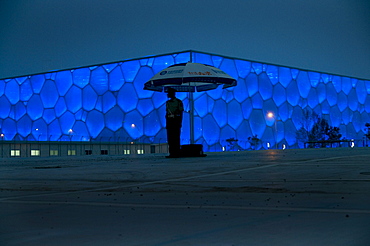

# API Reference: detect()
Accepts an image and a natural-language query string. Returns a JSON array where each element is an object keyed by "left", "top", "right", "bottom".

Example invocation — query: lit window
[
  {"left": 124, "top": 149, "right": 130, "bottom": 155},
  {"left": 31, "top": 150, "right": 40, "bottom": 156},
  {"left": 11, "top": 150, "right": 20, "bottom": 157},
  {"left": 68, "top": 150, "right": 76, "bottom": 156},
  {"left": 50, "top": 150, "right": 58, "bottom": 156},
  {"left": 137, "top": 149, "right": 144, "bottom": 154}
]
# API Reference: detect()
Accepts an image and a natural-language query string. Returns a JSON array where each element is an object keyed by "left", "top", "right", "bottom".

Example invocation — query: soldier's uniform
[{"left": 166, "top": 89, "right": 184, "bottom": 157}]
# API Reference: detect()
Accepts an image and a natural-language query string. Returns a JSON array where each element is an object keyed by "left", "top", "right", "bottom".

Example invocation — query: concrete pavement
[{"left": 1, "top": 147, "right": 370, "bottom": 245}]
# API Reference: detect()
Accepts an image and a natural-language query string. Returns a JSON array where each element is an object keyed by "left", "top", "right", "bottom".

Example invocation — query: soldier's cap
[{"left": 166, "top": 87, "right": 177, "bottom": 93}]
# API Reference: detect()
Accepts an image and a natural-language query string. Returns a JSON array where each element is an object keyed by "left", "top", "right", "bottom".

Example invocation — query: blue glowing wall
[{"left": 0, "top": 51, "right": 369, "bottom": 151}]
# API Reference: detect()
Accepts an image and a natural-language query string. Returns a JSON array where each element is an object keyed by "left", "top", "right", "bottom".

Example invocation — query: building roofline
[{"left": 1, "top": 49, "right": 369, "bottom": 81}]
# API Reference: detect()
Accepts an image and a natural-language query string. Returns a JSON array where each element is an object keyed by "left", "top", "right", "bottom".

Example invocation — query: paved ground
[{"left": 1, "top": 147, "right": 370, "bottom": 246}]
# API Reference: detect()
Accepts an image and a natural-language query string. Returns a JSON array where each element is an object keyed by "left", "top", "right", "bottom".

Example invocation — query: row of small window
[
  {"left": 9, "top": 149, "right": 144, "bottom": 156},
  {"left": 10, "top": 149, "right": 77, "bottom": 156}
]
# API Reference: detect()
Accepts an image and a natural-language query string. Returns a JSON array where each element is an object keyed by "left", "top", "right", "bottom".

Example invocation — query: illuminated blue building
[{"left": 0, "top": 50, "right": 369, "bottom": 152}]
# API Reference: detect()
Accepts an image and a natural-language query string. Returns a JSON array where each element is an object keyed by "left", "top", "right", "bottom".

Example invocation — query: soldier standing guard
[{"left": 165, "top": 88, "right": 184, "bottom": 158}]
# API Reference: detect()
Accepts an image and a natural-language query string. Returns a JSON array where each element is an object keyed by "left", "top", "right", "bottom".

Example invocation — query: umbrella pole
[
  {"left": 189, "top": 51, "right": 195, "bottom": 145},
  {"left": 189, "top": 91, "right": 194, "bottom": 144}
]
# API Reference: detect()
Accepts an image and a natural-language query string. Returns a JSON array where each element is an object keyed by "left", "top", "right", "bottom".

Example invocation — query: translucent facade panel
[
  {"left": 102, "top": 92, "right": 116, "bottom": 113},
  {"left": 251, "top": 93, "right": 263, "bottom": 109},
  {"left": 14, "top": 102, "right": 26, "bottom": 120},
  {"left": 235, "top": 60, "right": 251, "bottom": 78},
  {"left": 103, "top": 63, "right": 118, "bottom": 73},
  {"left": 55, "top": 98, "right": 67, "bottom": 117},
  {"left": 43, "top": 109, "right": 56, "bottom": 124},
  {"left": 71, "top": 121, "right": 90, "bottom": 140},
  {"left": 213, "top": 100, "right": 227, "bottom": 128},
  {"left": 2, "top": 118, "right": 17, "bottom": 140},
  {"left": 341, "top": 108, "right": 353, "bottom": 124},
  {"left": 259, "top": 73, "right": 273, "bottom": 100},
  {"left": 193, "top": 53, "right": 213, "bottom": 66},
  {"left": 65, "top": 86, "right": 82, "bottom": 113},
  {"left": 330, "top": 106, "right": 341, "bottom": 126},
  {"left": 32, "top": 119, "right": 48, "bottom": 141},
  {"left": 356, "top": 80, "right": 367, "bottom": 104},
  {"left": 286, "top": 82, "right": 299, "bottom": 106},
  {"left": 246, "top": 73, "right": 258, "bottom": 96},
  {"left": 228, "top": 100, "right": 243, "bottom": 130},
  {"left": 234, "top": 78, "right": 248, "bottom": 103},
  {"left": 272, "top": 83, "right": 286, "bottom": 107},
  {"left": 109, "top": 67, "right": 125, "bottom": 91},
  {"left": 278, "top": 102, "right": 290, "bottom": 122},
  {"left": 121, "top": 60, "right": 141, "bottom": 82},
  {"left": 249, "top": 110, "right": 266, "bottom": 137},
  {"left": 220, "top": 125, "right": 236, "bottom": 141},
  {"left": 332, "top": 76, "right": 342, "bottom": 93},
  {"left": 30, "top": 74, "right": 45, "bottom": 93},
  {"left": 174, "top": 52, "right": 191, "bottom": 64},
  {"left": 308, "top": 72, "right": 320, "bottom": 87},
  {"left": 48, "top": 119, "right": 62, "bottom": 141},
  {"left": 194, "top": 94, "right": 208, "bottom": 118},
  {"left": 307, "top": 88, "right": 318, "bottom": 108},
  {"left": 290, "top": 69, "right": 299, "bottom": 80},
  {"left": 365, "top": 97, "right": 370, "bottom": 113},
  {"left": 279, "top": 67, "right": 292, "bottom": 88},
  {"left": 59, "top": 111, "right": 75, "bottom": 134},
  {"left": 220, "top": 58, "right": 238, "bottom": 81},
  {"left": 117, "top": 83, "right": 137, "bottom": 112},
  {"left": 326, "top": 83, "right": 337, "bottom": 106},
  {"left": 337, "top": 92, "right": 348, "bottom": 112},
  {"left": 144, "top": 111, "right": 161, "bottom": 137},
  {"left": 134, "top": 67, "right": 154, "bottom": 99},
  {"left": 207, "top": 87, "right": 223, "bottom": 100},
  {"left": 90, "top": 67, "right": 108, "bottom": 95},
  {"left": 291, "top": 107, "right": 303, "bottom": 130},
  {"left": 56, "top": 71, "right": 73, "bottom": 96},
  {"left": 252, "top": 63, "right": 263, "bottom": 75},
  {"left": 152, "top": 55, "right": 175, "bottom": 74},
  {"left": 297, "top": 71, "right": 311, "bottom": 98},
  {"left": 73, "top": 68, "right": 90, "bottom": 89},
  {"left": 19, "top": 79, "right": 33, "bottom": 102},
  {"left": 0, "top": 80, "right": 4, "bottom": 96},
  {"left": 203, "top": 115, "right": 220, "bottom": 145},
  {"left": 104, "top": 106, "right": 124, "bottom": 132},
  {"left": 266, "top": 65, "right": 278, "bottom": 85},
  {"left": 137, "top": 99, "right": 154, "bottom": 117},
  {"left": 86, "top": 110, "right": 105, "bottom": 138},
  {"left": 40, "top": 80, "right": 59, "bottom": 108},
  {"left": 152, "top": 92, "right": 167, "bottom": 109},
  {"left": 316, "top": 83, "right": 326, "bottom": 103},
  {"left": 284, "top": 120, "right": 297, "bottom": 145},
  {"left": 17, "top": 115, "right": 32, "bottom": 138},
  {"left": 82, "top": 85, "right": 98, "bottom": 111},
  {"left": 342, "top": 77, "right": 352, "bottom": 94},
  {"left": 241, "top": 99, "right": 253, "bottom": 120},
  {"left": 27, "top": 95, "right": 43, "bottom": 120},
  {"left": 0, "top": 96, "right": 11, "bottom": 118},
  {"left": 365, "top": 81, "right": 370, "bottom": 94},
  {"left": 348, "top": 89, "right": 358, "bottom": 111},
  {"left": 5, "top": 79, "right": 19, "bottom": 104},
  {"left": 124, "top": 110, "right": 143, "bottom": 139},
  {"left": 236, "top": 121, "right": 252, "bottom": 142}
]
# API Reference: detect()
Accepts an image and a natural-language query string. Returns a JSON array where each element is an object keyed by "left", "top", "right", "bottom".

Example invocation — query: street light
[{"left": 267, "top": 112, "right": 278, "bottom": 149}]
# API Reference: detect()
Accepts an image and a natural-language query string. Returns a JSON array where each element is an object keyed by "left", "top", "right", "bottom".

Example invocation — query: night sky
[{"left": 1, "top": 0, "right": 369, "bottom": 80}]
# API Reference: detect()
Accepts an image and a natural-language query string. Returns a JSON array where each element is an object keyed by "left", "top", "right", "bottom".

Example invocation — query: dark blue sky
[{"left": 1, "top": 0, "right": 369, "bottom": 79}]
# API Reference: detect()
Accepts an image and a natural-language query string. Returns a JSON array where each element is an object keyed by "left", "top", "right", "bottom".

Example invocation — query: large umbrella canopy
[
  {"left": 144, "top": 62, "right": 237, "bottom": 92},
  {"left": 143, "top": 62, "right": 237, "bottom": 144}
]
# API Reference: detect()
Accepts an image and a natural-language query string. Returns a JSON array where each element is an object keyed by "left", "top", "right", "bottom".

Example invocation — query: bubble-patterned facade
[{"left": 0, "top": 51, "right": 369, "bottom": 151}]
